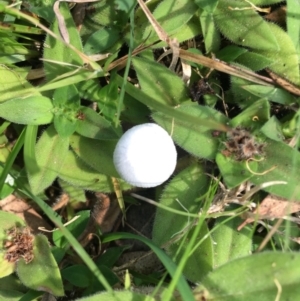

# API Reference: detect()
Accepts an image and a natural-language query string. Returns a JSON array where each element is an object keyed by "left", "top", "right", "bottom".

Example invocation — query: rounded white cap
[{"left": 113, "top": 123, "right": 177, "bottom": 188}]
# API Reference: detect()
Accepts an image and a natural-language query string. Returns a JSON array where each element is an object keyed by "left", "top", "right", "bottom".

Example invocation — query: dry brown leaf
[
  {"left": 238, "top": 194, "right": 300, "bottom": 230},
  {"left": 0, "top": 195, "right": 51, "bottom": 236}
]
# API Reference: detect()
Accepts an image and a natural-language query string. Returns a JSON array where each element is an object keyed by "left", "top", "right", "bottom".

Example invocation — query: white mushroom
[{"left": 113, "top": 123, "right": 177, "bottom": 188}]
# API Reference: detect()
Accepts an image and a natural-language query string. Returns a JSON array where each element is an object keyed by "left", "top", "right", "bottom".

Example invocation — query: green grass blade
[
  {"left": 0, "top": 126, "right": 25, "bottom": 192},
  {"left": 102, "top": 232, "right": 195, "bottom": 301}
]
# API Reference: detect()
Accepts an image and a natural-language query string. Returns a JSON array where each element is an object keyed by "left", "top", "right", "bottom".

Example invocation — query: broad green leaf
[
  {"left": 84, "top": 28, "right": 120, "bottom": 54},
  {"left": 17, "top": 234, "right": 64, "bottom": 296},
  {"left": 152, "top": 104, "right": 229, "bottom": 159},
  {"left": 0, "top": 64, "right": 35, "bottom": 103},
  {"left": 115, "top": 0, "right": 136, "bottom": 12},
  {"left": 76, "top": 107, "right": 120, "bottom": 140},
  {"left": 260, "top": 116, "right": 285, "bottom": 142},
  {"left": 0, "top": 211, "right": 25, "bottom": 241},
  {"left": 53, "top": 210, "right": 90, "bottom": 248},
  {"left": 254, "top": 22, "right": 300, "bottom": 85},
  {"left": 121, "top": 93, "right": 150, "bottom": 124},
  {"left": 0, "top": 253, "right": 15, "bottom": 279},
  {"left": 251, "top": 0, "right": 283, "bottom": 3},
  {"left": 216, "top": 45, "right": 248, "bottom": 62},
  {"left": 116, "top": 75, "right": 229, "bottom": 132},
  {"left": 95, "top": 247, "right": 127, "bottom": 268},
  {"left": 57, "top": 150, "right": 131, "bottom": 192},
  {"left": 287, "top": 0, "right": 300, "bottom": 53},
  {"left": 153, "top": 163, "right": 209, "bottom": 246},
  {"left": 0, "top": 96, "right": 53, "bottom": 125},
  {"left": 80, "top": 1, "right": 118, "bottom": 42},
  {"left": 214, "top": 0, "right": 279, "bottom": 51},
  {"left": 195, "top": 252, "right": 300, "bottom": 301},
  {"left": 140, "top": 0, "right": 198, "bottom": 44},
  {"left": 28, "top": 125, "right": 69, "bottom": 194},
  {"left": 235, "top": 51, "right": 274, "bottom": 71},
  {"left": 216, "top": 153, "right": 258, "bottom": 188},
  {"left": 69, "top": 134, "right": 119, "bottom": 177},
  {"left": 230, "top": 98, "right": 270, "bottom": 129},
  {"left": 0, "top": 290, "right": 24, "bottom": 301},
  {"left": 97, "top": 79, "right": 120, "bottom": 124},
  {"left": 199, "top": 10, "right": 221, "bottom": 53},
  {"left": 211, "top": 217, "right": 252, "bottom": 269},
  {"left": 195, "top": 0, "right": 218, "bottom": 12},
  {"left": 61, "top": 265, "right": 91, "bottom": 288},
  {"left": 169, "top": 222, "right": 213, "bottom": 282},
  {"left": 241, "top": 85, "right": 296, "bottom": 105},
  {"left": 230, "top": 75, "right": 261, "bottom": 108},
  {"left": 132, "top": 57, "right": 190, "bottom": 106},
  {"left": 0, "top": 275, "right": 25, "bottom": 292},
  {"left": 82, "top": 265, "right": 119, "bottom": 296},
  {"left": 53, "top": 85, "right": 80, "bottom": 137},
  {"left": 76, "top": 290, "right": 156, "bottom": 301},
  {"left": 251, "top": 138, "right": 300, "bottom": 200},
  {"left": 43, "top": 2, "right": 83, "bottom": 81},
  {"left": 58, "top": 179, "right": 86, "bottom": 204}
]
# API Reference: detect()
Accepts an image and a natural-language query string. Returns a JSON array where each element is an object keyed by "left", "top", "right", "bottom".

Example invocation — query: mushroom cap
[{"left": 113, "top": 123, "right": 177, "bottom": 188}]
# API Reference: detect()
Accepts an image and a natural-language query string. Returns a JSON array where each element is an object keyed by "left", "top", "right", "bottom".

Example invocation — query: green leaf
[
  {"left": 57, "top": 150, "right": 130, "bottom": 192},
  {"left": 102, "top": 232, "right": 194, "bottom": 301},
  {"left": 17, "top": 234, "right": 64, "bottom": 296},
  {"left": 0, "top": 290, "right": 24, "bottom": 301},
  {"left": 241, "top": 84, "right": 296, "bottom": 106},
  {"left": 251, "top": 0, "right": 284, "bottom": 3},
  {"left": 287, "top": 0, "right": 300, "bottom": 53},
  {"left": 0, "top": 274, "right": 25, "bottom": 292},
  {"left": 140, "top": 0, "right": 198, "bottom": 44},
  {"left": 61, "top": 265, "right": 90, "bottom": 288},
  {"left": 216, "top": 45, "right": 248, "bottom": 62},
  {"left": 116, "top": 75, "right": 229, "bottom": 132},
  {"left": 53, "top": 210, "right": 90, "bottom": 248},
  {"left": 230, "top": 75, "right": 261, "bottom": 108},
  {"left": 253, "top": 22, "right": 300, "bottom": 85},
  {"left": 152, "top": 104, "right": 229, "bottom": 159},
  {"left": 230, "top": 98, "right": 270, "bottom": 129},
  {"left": 211, "top": 217, "right": 252, "bottom": 269},
  {"left": 28, "top": 125, "right": 69, "bottom": 194},
  {"left": 43, "top": 2, "right": 83, "bottom": 81},
  {"left": 53, "top": 84, "right": 80, "bottom": 138},
  {"left": 84, "top": 27, "right": 121, "bottom": 54},
  {"left": 76, "top": 107, "right": 120, "bottom": 140},
  {"left": 153, "top": 163, "right": 209, "bottom": 246},
  {"left": 58, "top": 179, "right": 86, "bottom": 204},
  {"left": 214, "top": 0, "right": 279, "bottom": 51},
  {"left": 0, "top": 211, "right": 26, "bottom": 240},
  {"left": 0, "top": 96, "right": 53, "bottom": 125},
  {"left": 0, "top": 65, "right": 36, "bottom": 102},
  {"left": 260, "top": 116, "right": 285, "bottom": 142},
  {"left": 194, "top": 0, "right": 218, "bottom": 12},
  {"left": 0, "top": 253, "right": 15, "bottom": 279},
  {"left": 69, "top": 134, "right": 119, "bottom": 177},
  {"left": 251, "top": 138, "right": 300, "bottom": 200},
  {"left": 75, "top": 290, "right": 156, "bottom": 301},
  {"left": 195, "top": 252, "right": 300, "bottom": 301},
  {"left": 132, "top": 56, "right": 190, "bottom": 106},
  {"left": 199, "top": 10, "right": 221, "bottom": 53},
  {"left": 235, "top": 52, "right": 274, "bottom": 71},
  {"left": 96, "top": 247, "right": 127, "bottom": 268},
  {"left": 216, "top": 153, "right": 258, "bottom": 188},
  {"left": 169, "top": 222, "right": 213, "bottom": 282}
]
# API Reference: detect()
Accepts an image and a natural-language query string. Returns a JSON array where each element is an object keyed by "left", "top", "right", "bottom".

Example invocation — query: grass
[{"left": 0, "top": 0, "right": 300, "bottom": 300}]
